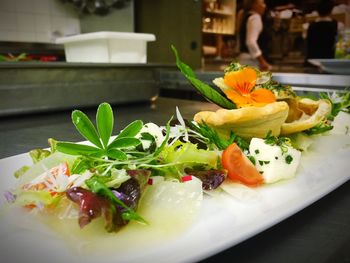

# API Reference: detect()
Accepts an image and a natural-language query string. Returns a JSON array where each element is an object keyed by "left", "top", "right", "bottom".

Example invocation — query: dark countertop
[{"left": 0, "top": 97, "right": 349, "bottom": 263}]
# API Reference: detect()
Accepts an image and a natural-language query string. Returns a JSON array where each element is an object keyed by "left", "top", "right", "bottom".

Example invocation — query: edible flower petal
[
  {"left": 224, "top": 67, "right": 257, "bottom": 94},
  {"left": 223, "top": 67, "right": 276, "bottom": 108}
]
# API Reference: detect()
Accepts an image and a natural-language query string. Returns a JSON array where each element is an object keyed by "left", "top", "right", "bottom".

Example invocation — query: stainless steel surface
[
  {"left": 1, "top": 64, "right": 348, "bottom": 117},
  {"left": 272, "top": 72, "right": 350, "bottom": 88},
  {"left": 0, "top": 63, "right": 175, "bottom": 116}
]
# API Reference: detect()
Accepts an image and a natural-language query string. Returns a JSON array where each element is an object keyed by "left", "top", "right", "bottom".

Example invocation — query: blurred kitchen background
[
  {"left": 0, "top": 0, "right": 349, "bottom": 117},
  {"left": 0, "top": 0, "right": 349, "bottom": 70}
]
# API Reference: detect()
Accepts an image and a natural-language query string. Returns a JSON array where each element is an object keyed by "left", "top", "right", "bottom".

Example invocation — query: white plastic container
[{"left": 56, "top": 31, "right": 156, "bottom": 63}]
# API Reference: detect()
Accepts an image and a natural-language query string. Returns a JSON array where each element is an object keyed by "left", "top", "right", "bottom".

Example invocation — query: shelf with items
[
  {"left": 202, "top": 30, "right": 234, "bottom": 36},
  {"left": 204, "top": 9, "right": 233, "bottom": 16},
  {"left": 202, "top": 0, "right": 236, "bottom": 60}
]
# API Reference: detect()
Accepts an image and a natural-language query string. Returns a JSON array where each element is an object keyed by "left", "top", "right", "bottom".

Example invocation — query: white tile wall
[{"left": 0, "top": 0, "right": 80, "bottom": 43}]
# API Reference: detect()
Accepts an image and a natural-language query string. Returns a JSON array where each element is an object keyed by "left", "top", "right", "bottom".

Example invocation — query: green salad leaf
[{"left": 157, "top": 140, "right": 219, "bottom": 179}]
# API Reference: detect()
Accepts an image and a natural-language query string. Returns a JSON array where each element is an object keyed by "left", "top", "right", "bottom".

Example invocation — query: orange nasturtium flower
[{"left": 223, "top": 67, "right": 276, "bottom": 108}]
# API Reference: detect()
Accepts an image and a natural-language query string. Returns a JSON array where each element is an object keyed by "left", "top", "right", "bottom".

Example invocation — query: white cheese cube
[
  {"left": 137, "top": 122, "right": 165, "bottom": 149},
  {"left": 249, "top": 138, "right": 301, "bottom": 184}
]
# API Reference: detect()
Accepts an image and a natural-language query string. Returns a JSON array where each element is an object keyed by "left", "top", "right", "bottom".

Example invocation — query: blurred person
[
  {"left": 332, "top": 0, "right": 350, "bottom": 28},
  {"left": 305, "top": 0, "right": 340, "bottom": 61},
  {"left": 237, "top": 0, "right": 272, "bottom": 70},
  {"left": 332, "top": 0, "right": 350, "bottom": 13}
]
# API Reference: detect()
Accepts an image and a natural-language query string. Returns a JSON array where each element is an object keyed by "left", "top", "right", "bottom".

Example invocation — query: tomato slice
[{"left": 221, "top": 143, "right": 264, "bottom": 187}]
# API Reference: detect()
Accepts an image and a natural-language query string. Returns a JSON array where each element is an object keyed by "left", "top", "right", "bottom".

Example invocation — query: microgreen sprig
[{"left": 188, "top": 121, "right": 249, "bottom": 151}]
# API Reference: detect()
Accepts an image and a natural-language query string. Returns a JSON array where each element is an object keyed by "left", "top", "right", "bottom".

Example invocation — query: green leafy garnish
[
  {"left": 71, "top": 157, "right": 92, "bottom": 174},
  {"left": 188, "top": 121, "right": 249, "bottom": 151},
  {"left": 258, "top": 160, "right": 270, "bottom": 166},
  {"left": 224, "top": 62, "right": 247, "bottom": 73},
  {"left": 264, "top": 131, "right": 291, "bottom": 154},
  {"left": 303, "top": 120, "right": 333, "bottom": 135},
  {"left": 72, "top": 108, "right": 103, "bottom": 148},
  {"left": 320, "top": 92, "right": 350, "bottom": 120},
  {"left": 56, "top": 102, "right": 142, "bottom": 160},
  {"left": 171, "top": 45, "right": 236, "bottom": 109},
  {"left": 96, "top": 102, "right": 114, "bottom": 147},
  {"left": 285, "top": 155, "right": 293, "bottom": 164}
]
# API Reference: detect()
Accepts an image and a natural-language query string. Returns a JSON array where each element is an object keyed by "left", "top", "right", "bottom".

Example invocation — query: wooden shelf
[
  {"left": 202, "top": 30, "right": 234, "bottom": 35},
  {"left": 202, "top": 0, "right": 236, "bottom": 59}
]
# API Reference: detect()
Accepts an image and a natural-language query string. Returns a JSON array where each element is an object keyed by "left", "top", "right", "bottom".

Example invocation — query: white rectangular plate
[{"left": 0, "top": 134, "right": 350, "bottom": 263}]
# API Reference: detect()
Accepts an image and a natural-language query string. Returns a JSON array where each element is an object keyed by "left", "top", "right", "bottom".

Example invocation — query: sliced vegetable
[{"left": 221, "top": 143, "right": 264, "bottom": 187}]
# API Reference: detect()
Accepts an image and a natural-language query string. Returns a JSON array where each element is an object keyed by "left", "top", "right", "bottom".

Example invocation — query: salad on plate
[{"left": 2, "top": 47, "right": 350, "bottom": 255}]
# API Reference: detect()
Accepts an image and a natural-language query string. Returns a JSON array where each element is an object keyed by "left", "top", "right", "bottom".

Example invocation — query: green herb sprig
[
  {"left": 264, "top": 131, "right": 291, "bottom": 154},
  {"left": 171, "top": 45, "right": 236, "bottom": 109},
  {"left": 320, "top": 91, "right": 350, "bottom": 120},
  {"left": 303, "top": 120, "right": 333, "bottom": 135},
  {"left": 188, "top": 121, "right": 249, "bottom": 151},
  {"left": 56, "top": 103, "right": 142, "bottom": 160}
]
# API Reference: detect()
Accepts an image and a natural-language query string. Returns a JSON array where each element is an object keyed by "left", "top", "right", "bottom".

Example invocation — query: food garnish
[{"left": 216, "top": 65, "right": 276, "bottom": 108}]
